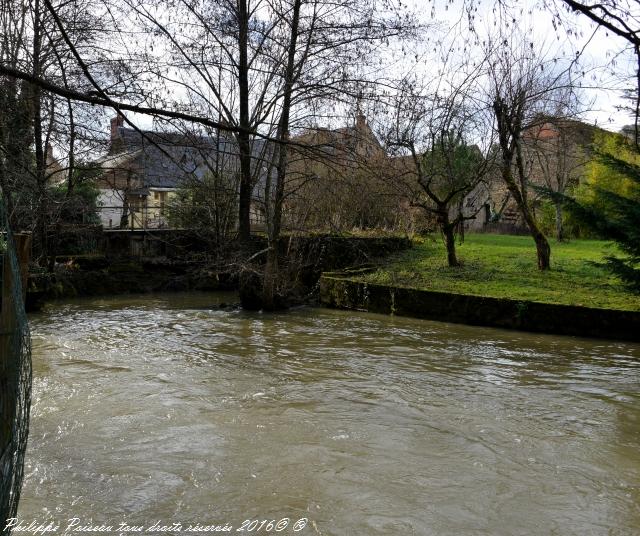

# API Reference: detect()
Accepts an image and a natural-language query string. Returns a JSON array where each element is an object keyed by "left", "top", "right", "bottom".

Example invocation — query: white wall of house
[
  {"left": 97, "top": 189, "right": 125, "bottom": 228},
  {"left": 145, "top": 188, "right": 175, "bottom": 228},
  {"left": 463, "top": 182, "right": 492, "bottom": 231}
]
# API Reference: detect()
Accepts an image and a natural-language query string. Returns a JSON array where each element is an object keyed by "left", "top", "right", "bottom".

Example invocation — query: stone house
[
  {"left": 280, "top": 114, "right": 403, "bottom": 231},
  {"left": 466, "top": 116, "right": 607, "bottom": 232},
  {"left": 93, "top": 113, "right": 417, "bottom": 233}
]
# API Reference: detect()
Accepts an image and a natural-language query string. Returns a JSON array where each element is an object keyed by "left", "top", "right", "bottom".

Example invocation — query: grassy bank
[{"left": 362, "top": 234, "right": 640, "bottom": 311}]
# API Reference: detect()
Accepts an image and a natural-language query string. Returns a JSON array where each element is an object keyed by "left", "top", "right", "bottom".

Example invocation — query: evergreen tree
[{"left": 562, "top": 148, "right": 640, "bottom": 290}]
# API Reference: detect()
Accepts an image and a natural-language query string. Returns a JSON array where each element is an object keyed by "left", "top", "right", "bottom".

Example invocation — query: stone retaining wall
[
  {"left": 26, "top": 235, "right": 411, "bottom": 311},
  {"left": 320, "top": 274, "right": 640, "bottom": 341}
]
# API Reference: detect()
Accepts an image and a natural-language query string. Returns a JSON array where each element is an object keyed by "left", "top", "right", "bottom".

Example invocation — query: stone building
[
  {"left": 466, "top": 116, "right": 607, "bottom": 232},
  {"left": 95, "top": 116, "right": 237, "bottom": 229},
  {"left": 93, "top": 113, "right": 473, "bottom": 234},
  {"left": 281, "top": 114, "right": 409, "bottom": 231}
]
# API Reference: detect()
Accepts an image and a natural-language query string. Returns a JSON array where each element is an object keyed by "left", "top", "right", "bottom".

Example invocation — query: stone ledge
[{"left": 319, "top": 274, "right": 640, "bottom": 341}]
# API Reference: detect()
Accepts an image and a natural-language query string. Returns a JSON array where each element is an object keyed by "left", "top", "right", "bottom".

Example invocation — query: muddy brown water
[{"left": 15, "top": 292, "right": 640, "bottom": 535}]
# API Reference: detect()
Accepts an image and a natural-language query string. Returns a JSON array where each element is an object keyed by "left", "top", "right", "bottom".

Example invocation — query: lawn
[{"left": 361, "top": 233, "right": 640, "bottom": 311}]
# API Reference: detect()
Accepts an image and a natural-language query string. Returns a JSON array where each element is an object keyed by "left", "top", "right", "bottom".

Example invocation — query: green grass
[{"left": 360, "top": 233, "right": 640, "bottom": 311}]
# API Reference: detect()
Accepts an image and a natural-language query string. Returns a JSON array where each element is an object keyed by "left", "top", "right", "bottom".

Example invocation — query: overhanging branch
[{"left": 0, "top": 63, "right": 242, "bottom": 134}]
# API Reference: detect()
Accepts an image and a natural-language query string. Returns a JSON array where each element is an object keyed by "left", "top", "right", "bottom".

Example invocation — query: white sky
[
  {"left": 411, "top": 0, "right": 637, "bottom": 132},
  {"left": 123, "top": 0, "right": 637, "bottom": 134}
]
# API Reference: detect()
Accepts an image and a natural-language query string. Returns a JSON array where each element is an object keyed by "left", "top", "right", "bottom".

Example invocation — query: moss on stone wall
[{"left": 320, "top": 275, "right": 640, "bottom": 341}]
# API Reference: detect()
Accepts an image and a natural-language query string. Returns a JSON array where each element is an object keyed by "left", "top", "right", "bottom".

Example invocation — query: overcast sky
[
  {"left": 414, "top": 0, "right": 636, "bottom": 132},
  {"left": 125, "top": 0, "right": 636, "bottom": 135}
]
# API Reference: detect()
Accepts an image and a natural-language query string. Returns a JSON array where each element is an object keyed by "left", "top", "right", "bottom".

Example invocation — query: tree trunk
[
  {"left": 500, "top": 166, "right": 551, "bottom": 270},
  {"left": 522, "top": 205, "right": 550, "bottom": 270},
  {"left": 236, "top": 0, "right": 251, "bottom": 242},
  {"left": 259, "top": 0, "right": 302, "bottom": 310},
  {"left": 439, "top": 210, "right": 459, "bottom": 267},
  {"left": 65, "top": 98, "right": 75, "bottom": 196},
  {"left": 457, "top": 198, "right": 465, "bottom": 243},
  {"left": 261, "top": 246, "right": 279, "bottom": 311},
  {"left": 31, "top": 0, "right": 47, "bottom": 264},
  {"left": 443, "top": 227, "right": 459, "bottom": 267},
  {"left": 524, "top": 207, "right": 551, "bottom": 270},
  {"left": 531, "top": 231, "right": 550, "bottom": 269},
  {"left": 237, "top": 136, "right": 252, "bottom": 241}
]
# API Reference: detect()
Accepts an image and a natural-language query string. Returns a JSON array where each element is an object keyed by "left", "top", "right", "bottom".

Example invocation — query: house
[
  {"left": 95, "top": 116, "right": 238, "bottom": 229},
  {"left": 93, "top": 113, "right": 399, "bottom": 233},
  {"left": 279, "top": 114, "right": 400, "bottom": 230},
  {"left": 292, "top": 113, "right": 386, "bottom": 162},
  {"left": 94, "top": 115, "right": 282, "bottom": 230},
  {"left": 466, "top": 116, "right": 607, "bottom": 231}
]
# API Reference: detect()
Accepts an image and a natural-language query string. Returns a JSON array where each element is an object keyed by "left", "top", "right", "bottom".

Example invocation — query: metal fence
[{"left": 0, "top": 203, "right": 32, "bottom": 535}]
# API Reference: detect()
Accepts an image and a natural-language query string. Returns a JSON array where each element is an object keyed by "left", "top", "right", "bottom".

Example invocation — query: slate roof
[
  {"left": 110, "top": 127, "right": 242, "bottom": 189},
  {"left": 103, "top": 118, "right": 375, "bottom": 198}
]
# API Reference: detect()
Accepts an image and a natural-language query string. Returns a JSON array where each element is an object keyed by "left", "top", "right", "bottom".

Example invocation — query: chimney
[
  {"left": 355, "top": 113, "right": 366, "bottom": 130},
  {"left": 110, "top": 114, "right": 124, "bottom": 141}
]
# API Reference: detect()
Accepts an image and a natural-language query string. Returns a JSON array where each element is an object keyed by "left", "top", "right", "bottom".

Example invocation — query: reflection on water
[{"left": 18, "top": 292, "right": 640, "bottom": 535}]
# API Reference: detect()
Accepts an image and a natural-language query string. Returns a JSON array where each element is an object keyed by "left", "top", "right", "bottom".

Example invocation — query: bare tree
[
  {"left": 381, "top": 67, "right": 495, "bottom": 266},
  {"left": 0, "top": 0, "right": 32, "bottom": 221},
  {"left": 547, "top": 1, "right": 640, "bottom": 144},
  {"left": 486, "top": 34, "right": 582, "bottom": 269},
  {"left": 1, "top": 0, "right": 111, "bottom": 264},
  {"left": 243, "top": 0, "right": 418, "bottom": 307},
  {"left": 118, "top": 0, "right": 420, "bottom": 243}
]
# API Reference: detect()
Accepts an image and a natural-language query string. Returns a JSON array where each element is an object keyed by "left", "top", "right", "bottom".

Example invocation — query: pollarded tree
[
  {"left": 485, "top": 33, "right": 582, "bottom": 270},
  {"left": 418, "top": 132, "right": 491, "bottom": 266},
  {"left": 526, "top": 120, "right": 586, "bottom": 241}
]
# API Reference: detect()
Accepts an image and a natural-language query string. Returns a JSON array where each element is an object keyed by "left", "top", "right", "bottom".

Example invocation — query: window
[
  {"left": 157, "top": 191, "right": 167, "bottom": 215},
  {"left": 129, "top": 197, "right": 144, "bottom": 212}
]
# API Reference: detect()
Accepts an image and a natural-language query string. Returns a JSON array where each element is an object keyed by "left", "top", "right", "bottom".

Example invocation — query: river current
[{"left": 16, "top": 292, "right": 640, "bottom": 535}]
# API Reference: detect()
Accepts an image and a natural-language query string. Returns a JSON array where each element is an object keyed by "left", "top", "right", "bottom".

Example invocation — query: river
[{"left": 16, "top": 292, "right": 640, "bottom": 535}]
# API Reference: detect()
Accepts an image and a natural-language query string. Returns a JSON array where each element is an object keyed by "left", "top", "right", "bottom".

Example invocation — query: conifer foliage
[{"left": 564, "top": 149, "right": 640, "bottom": 290}]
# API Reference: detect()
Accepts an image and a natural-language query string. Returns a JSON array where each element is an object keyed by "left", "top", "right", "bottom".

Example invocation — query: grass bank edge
[{"left": 354, "top": 234, "right": 640, "bottom": 312}]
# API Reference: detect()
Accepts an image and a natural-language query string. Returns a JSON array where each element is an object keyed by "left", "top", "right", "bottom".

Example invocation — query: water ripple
[{"left": 20, "top": 292, "right": 640, "bottom": 535}]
